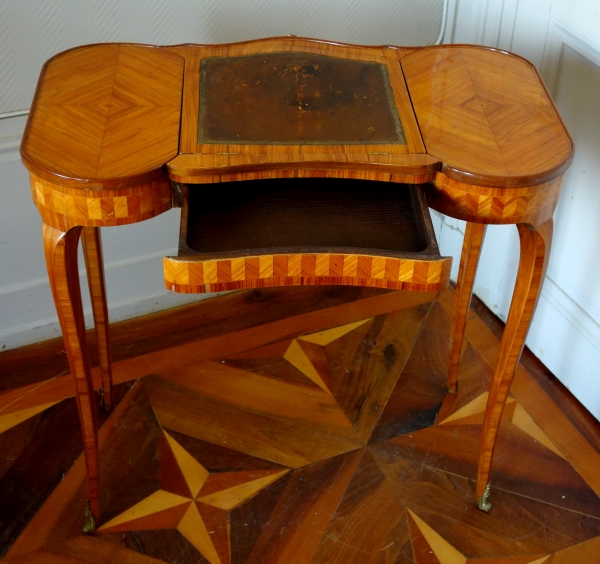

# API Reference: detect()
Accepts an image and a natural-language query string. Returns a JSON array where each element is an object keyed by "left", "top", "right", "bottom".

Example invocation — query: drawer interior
[
  {"left": 179, "top": 178, "right": 439, "bottom": 259},
  {"left": 164, "top": 178, "right": 450, "bottom": 294}
]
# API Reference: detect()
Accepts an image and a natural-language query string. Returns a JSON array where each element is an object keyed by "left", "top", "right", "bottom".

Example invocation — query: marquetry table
[{"left": 20, "top": 37, "right": 573, "bottom": 532}]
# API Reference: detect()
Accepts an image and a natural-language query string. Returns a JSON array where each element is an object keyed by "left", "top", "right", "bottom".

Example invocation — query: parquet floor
[{"left": 1, "top": 285, "right": 600, "bottom": 563}]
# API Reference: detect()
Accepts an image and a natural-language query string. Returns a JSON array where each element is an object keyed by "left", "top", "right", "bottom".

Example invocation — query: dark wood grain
[
  {"left": 385, "top": 421, "right": 600, "bottom": 518},
  {"left": 3, "top": 285, "right": 600, "bottom": 563},
  {"left": 370, "top": 302, "right": 448, "bottom": 442},
  {"left": 0, "top": 383, "right": 131, "bottom": 560},
  {"left": 0, "top": 286, "right": 392, "bottom": 392},
  {"left": 0, "top": 400, "right": 83, "bottom": 559},
  {"left": 183, "top": 180, "right": 432, "bottom": 257},
  {"left": 311, "top": 449, "right": 412, "bottom": 564},
  {"left": 243, "top": 450, "right": 362, "bottom": 564},
  {"left": 200, "top": 53, "right": 405, "bottom": 145},
  {"left": 22, "top": 41, "right": 576, "bottom": 546},
  {"left": 371, "top": 443, "right": 600, "bottom": 559}
]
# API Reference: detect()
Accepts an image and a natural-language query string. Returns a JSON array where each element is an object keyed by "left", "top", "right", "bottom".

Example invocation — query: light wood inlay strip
[{"left": 164, "top": 253, "right": 451, "bottom": 294}]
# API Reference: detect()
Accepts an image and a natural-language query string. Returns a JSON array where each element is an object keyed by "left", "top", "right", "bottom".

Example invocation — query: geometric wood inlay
[
  {"left": 0, "top": 401, "right": 60, "bottom": 434},
  {"left": 177, "top": 503, "right": 222, "bottom": 564},
  {"left": 402, "top": 47, "right": 572, "bottom": 185},
  {"left": 22, "top": 45, "right": 184, "bottom": 184},
  {"left": 298, "top": 319, "right": 371, "bottom": 346},
  {"left": 283, "top": 318, "right": 376, "bottom": 425},
  {"left": 196, "top": 471, "right": 289, "bottom": 511},
  {"left": 163, "top": 432, "right": 209, "bottom": 498},
  {"left": 407, "top": 508, "right": 467, "bottom": 564},
  {"left": 98, "top": 429, "right": 290, "bottom": 563},
  {"left": 511, "top": 403, "right": 564, "bottom": 459},
  {"left": 164, "top": 253, "right": 451, "bottom": 294},
  {"left": 438, "top": 392, "right": 565, "bottom": 459},
  {"left": 3, "top": 286, "right": 600, "bottom": 563},
  {"left": 429, "top": 173, "right": 564, "bottom": 225},
  {"left": 283, "top": 339, "right": 333, "bottom": 395},
  {"left": 30, "top": 174, "right": 172, "bottom": 230},
  {"left": 438, "top": 392, "right": 496, "bottom": 425},
  {"left": 10, "top": 35, "right": 580, "bottom": 563}
]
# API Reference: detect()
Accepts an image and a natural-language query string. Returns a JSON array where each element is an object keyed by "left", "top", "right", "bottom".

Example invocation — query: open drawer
[{"left": 164, "top": 178, "right": 451, "bottom": 294}]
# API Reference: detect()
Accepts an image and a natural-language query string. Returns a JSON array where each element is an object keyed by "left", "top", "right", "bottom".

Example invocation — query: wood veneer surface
[
  {"left": 21, "top": 44, "right": 184, "bottom": 188},
  {"left": 21, "top": 39, "right": 573, "bottom": 194},
  {"left": 402, "top": 46, "right": 573, "bottom": 187},
  {"left": 2, "top": 285, "right": 600, "bottom": 563}
]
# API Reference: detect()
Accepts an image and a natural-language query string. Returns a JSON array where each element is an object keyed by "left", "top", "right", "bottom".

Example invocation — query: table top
[{"left": 21, "top": 37, "right": 573, "bottom": 191}]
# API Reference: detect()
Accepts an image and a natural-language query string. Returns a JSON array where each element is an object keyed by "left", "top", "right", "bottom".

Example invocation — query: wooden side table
[{"left": 20, "top": 37, "right": 573, "bottom": 531}]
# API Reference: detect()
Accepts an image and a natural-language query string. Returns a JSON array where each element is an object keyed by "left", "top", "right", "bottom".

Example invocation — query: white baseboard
[{"left": 0, "top": 251, "right": 213, "bottom": 351}]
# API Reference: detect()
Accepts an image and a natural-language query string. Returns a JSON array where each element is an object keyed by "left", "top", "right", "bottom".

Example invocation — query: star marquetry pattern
[
  {"left": 0, "top": 400, "right": 60, "bottom": 434},
  {"left": 98, "top": 431, "right": 289, "bottom": 564},
  {"left": 407, "top": 508, "right": 551, "bottom": 564},
  {"left": 5, "top": 289, "right": 600, "bottom": 564},
  {"left": 406, "top": 504, "right": 600, "bottom": 562},
  {"left": 438, "top": 393, "right": 564, "bottom": 458},
  {"left": 283, "top": 318, "right": 372, "bottom": 395}
]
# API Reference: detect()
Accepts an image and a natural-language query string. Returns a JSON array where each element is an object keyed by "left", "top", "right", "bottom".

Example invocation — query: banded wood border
[
  {"left": 30, "top": 173, "right": 172, "bottom": 231},
  {"left": 428, "top": 172, "right": 564, "bottom": 226},
  {"left": 171, "top": 169, "right": 436, "bottom": 185},
  {"left": 167, "top": 153, "right": 440, "bottom": 184},
  {"left": 164, "top": 253, "right": 451, "bottom": 294}
]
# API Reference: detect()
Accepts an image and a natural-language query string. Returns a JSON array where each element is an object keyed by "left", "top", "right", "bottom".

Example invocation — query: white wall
[
  {"left": 0, "top": 0, "right": 446, "bottom": 115},
  {"left": 0, "top": 0, "right": 449, "bottom": 350},
  {"left": 429, "top": 0, "right": 600, "bottom": 419},
  {"left": 7, "top": 0, "right": 599, "bottom": 422}
]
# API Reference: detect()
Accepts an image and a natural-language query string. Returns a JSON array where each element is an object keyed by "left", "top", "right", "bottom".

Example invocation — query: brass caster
[
  {"left": 477, "top": 482, "right": 492, "bottom": 513},
  {"left": 83, "top": 500, "right": 96, "bottom": 534},
  {"left": 447, "top": 385, "right": 457, "bottom": 394}
]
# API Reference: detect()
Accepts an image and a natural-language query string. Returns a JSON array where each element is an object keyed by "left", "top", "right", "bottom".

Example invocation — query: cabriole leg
[
  {"left": 476, "top": 219, "right": 553, "bottom": 511},
  {"left": 447, "top": 222, "right": 487, "bottom": 393},
  {"left": 43, "top": 223, "right": 100, "bottom": 532},
  {"left": 82, "top": 226, "right": 113, "bottom": 411}
]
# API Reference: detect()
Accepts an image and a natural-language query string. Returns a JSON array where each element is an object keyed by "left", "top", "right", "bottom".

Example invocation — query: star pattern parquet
[
  {"left": 2, "top": 286, "right": 600, "bottom": 563},
  {"left": 97, "top": 431, "right": 289, "bottom": 564}
]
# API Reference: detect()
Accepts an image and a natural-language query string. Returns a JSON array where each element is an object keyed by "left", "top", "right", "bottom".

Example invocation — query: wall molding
[
  {"left": 528, "top": 275, "right": 600, "bottom": 420},
  {"left": 534, "top": 18, "right": 600, "bottom": 357},
  {"left": 541, "top": 18, "right": 600, "bottom": 94},
  {"left": 539, "top": 274, "right": 600, "bottom": 354}
]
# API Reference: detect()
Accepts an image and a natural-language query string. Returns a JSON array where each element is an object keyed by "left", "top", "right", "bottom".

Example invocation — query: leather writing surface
[{"left": 199, "top": 53, "right": 405, "bottom": 145}]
